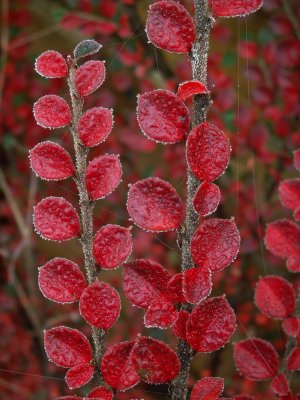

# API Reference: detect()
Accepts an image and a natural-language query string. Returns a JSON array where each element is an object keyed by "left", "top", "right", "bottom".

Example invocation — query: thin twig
[
  {"left": 171, "top": 2, "right": 213, "bottom": 399},
  {"left": 0, "top": 168, "right": 30, "bottom": 240},
  {"left": 0, "top": 0, "right": 8, "bottom": 109},
  {"left": 67, "top": 59, "right": 106, "bottom": 382},
  {"left": 282, "top": 0, "right": 300, "bottom": 40}
]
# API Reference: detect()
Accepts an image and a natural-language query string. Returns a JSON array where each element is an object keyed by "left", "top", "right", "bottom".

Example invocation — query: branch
[
  {"left": 282, "top": 0, "right": 300, "bottom": 40},
  {"left": 67, "top": 60, "right": 106, "bottom": 382},
  {"left": 171, "top": 1, "right": 213, "bottom": 399}
]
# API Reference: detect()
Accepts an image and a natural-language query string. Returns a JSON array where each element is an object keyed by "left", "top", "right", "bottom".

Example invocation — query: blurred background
[{"left": 1, "top": 0, "right": 300, "bottom": 399}]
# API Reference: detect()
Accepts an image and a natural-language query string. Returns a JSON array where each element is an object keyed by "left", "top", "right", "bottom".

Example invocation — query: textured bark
[
  {"left": 171, "top": 1, "right": 213, "bottom": 399},
  {"left": 67, "top": 60, "right": 106, "bottom": 380}
]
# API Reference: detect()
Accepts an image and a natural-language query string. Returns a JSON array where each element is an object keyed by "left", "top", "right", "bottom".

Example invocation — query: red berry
[
  {"left": 29, "top": 141, "right": 74, "bottom": 180},
  {"left": 78, "top": 107, "right": 113, "bottom": 147},
  {"left": 187, "top": 122, "right": 231, "bottom": 182},
  {"left": 186, "top": 296, "right": 236, "bottom": 353},
  {"left": 209, "top": 0, "right": 263, "bottom": 17},
  {"left": 35, "top": 50, "right": 68, "bottom": 78},
  {"left": 146, "top": 1, "right": 196, "bottom": 53},
  {"left": 101, "top": 341, "right": 139, "bottom": 391},
  {"left": 177, "top": 80, "right": 209, "bottom": 101},
  {"left": 44, "top": 326, "right": 92, "bottom": 368},
  {"left": 75, "top": 60, "right": 105, "bottom": 97},
  {"left": 33, "top": 95, "right": 71, "bottom": 129},
  {"left": 191, "top": 218, "right": 240, "bottom": 272},
  {"left": 190, "top": 377, "right": 224, "bottom": 400},
  {"left": 123, "top": 259, "right": 171, "bottom": 308},
  {"left": 93, "top": 224, "right": 132, "bottom": 269},
  {"left": 79, "top": 281, "right": 120, "bottom": 330},
  {"left": 38, "top": 258, "right": 86, "bottom": 303},
  {"left": 127, "top": 177, "right": 183, "bottom": 232},
  {"left": 234, "top": 338, "right": 279, "bottom": 380},
  {"left": 255, "top": 275, "right": 295, "bottom": 319},
  {"left": 85, "top": 154, "right": 122, "bottom": 201},
  {"left": 137, "top": 90, "right": 190, "bottom": 143},
  {"left": 183, "top": 267, "right": 212, "bottom": 304},
  {"left": 193, "top": 181, "right": 221, "bottom": 216},
  {"left": 33, "top": 197, "right": 80, "bottom": 241},
  {"left": 65, "top": 362, "right": 94, "bottom": 389},
  {"left": 131, "top": 336, "right": 180, "bottom": 383}
]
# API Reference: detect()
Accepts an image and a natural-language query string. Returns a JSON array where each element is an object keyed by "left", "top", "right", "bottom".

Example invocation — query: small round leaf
[
  {"left": 33, "top": 95, "right": 71, "bottom": 129},
  {"left": 146, "top": 1, "right": 196, "bottom": 53},
  {"left": 29, "top": 141, "right": 74, "bottom": 180},
  {"left": 127, "top": 177, "right": 183, "bottom": 232},
  {"left": 35, "top": 50, "right": 68, "bottom": 78},
  {"left": 33, "top": 197, "right": 80, "bottom": 241},
  {"left": 75, "top": 60, "right": 105, "bottom": 97},
  {"left": 38, "top": 258, "right": 86, "bottom": 303},
  {"left": 79, "top": 281, "right": 120, "bottom": 329},
  {"left": 44, "top": 326, "right": 92, "bottom": 368},
  {"left": 93, "top": 224, "right": 132, "bottom": 269},
  {"left": 85, "top": 154, "right": 122, "bottom": 201},
  {"left": 78, "top": 107, "right": 113, "bottom": 147}
]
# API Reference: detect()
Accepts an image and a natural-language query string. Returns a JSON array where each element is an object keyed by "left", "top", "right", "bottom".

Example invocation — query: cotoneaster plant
[
  {"left": 234, "top": 148, "right": 300, "bottom": 399},
  {"left": 30, "top": 1, "right": 265, "bottom": 399}
]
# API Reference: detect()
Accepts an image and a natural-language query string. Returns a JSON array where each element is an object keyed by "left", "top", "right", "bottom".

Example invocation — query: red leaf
[
  {"left": 44, "top": 326, "right": 92, "bottom": 368},
  {"left": 293, "top": 149, "right": 300, "bottom": 172},
  {"left": 187, "top": 122, "right": 231, "bottom": 182},
  {"left": 127, "top": 177, "right": 183, "bottom": 232},
  {"left": 173, "top": 310, "right": 189, "bottom": 340},
  {"left": 55, "top": 397, "right": 81, "bottom": 400},
  {"left": 85, "top": 154, "right": 122, "bottom": 201},
  {"left": 146, "top": 1, "right": 196, "bottom": 53},
  {"left": 33, "top": 197, "right": 80, "bottom": 241},
  {"left": 93, "top": 224, "right": 132, "bottom": 269},
  {"left": 137, "top": 90, "right": 190, "bottom": 143},
  {"left": 29, "top": 141, "right": 74, "bottom": 180},
  {"left": 209, "top": 0, "right": 263, "bottom": 17},
  {"left": 287, "top": 347, "right": 300, "bottom": 371},
  {"left": 279, "top": 179, "right": 300, "bottom": 210},
  {"left": 177, "top": 80, "right": 209, "bottom": 101},
  {"left": 193, "top": 181, "right": 221, "bottom": 217},
  {"left": 75, "top": 60, "right": 106, "bottom": 97},
  {"left": 123, "top": 259, "right": 171, "bottom": 308},
  {"left": 144, "top": 297, "right": 178, "bottom": 328},
  {"left": 265, "top": 219, "right": 300, "bottom": 259},
  {"left": 255, "top": 275, "right": 295, "bottom": 319},
  {"left": 282, "top": 317, "right": 300, "bottom": 337},
  {"left": 78, "top": 107, "right": 113, "bottom": 147},
  {"left": 33, "top": 95, "right": 71, "bottom": 129},
  {"left": 101, "top": 341, "right": 139, "bottom": 391},
  {"left": 186, "top": 296, "right": 236, "bottom": 352},
  {"left": 183, "top": 267, "right": 212, "bottom": 304},
  {"left": 35, "top": 50, "right": 68, "bottom": 78},
  {"left": 191, "top": 218, "right": 240, "bottom": 272},
  {"left": 87, "top": 387, "right": 113, "bottom": 399},
  {"left": 294, "top": 207, "right": 300, "bottom": 222},
  {"left": 234, "top": 338, "right": 279, "bottom": 380},
  {"left": 287, "top": 255, "right": 300, "bottom": 272},
  {"left": 167, "top": 273, "right": 186, "bottom": 303},
  {"left": 190, "top": 377, "right": 224, "bottom": 400},
  {"left": 131, "top": 336, "right": 180, "bottom": 383},
  {"left": 38, "top": 258, "right": 86, "bottom": 303},
  {"left": 270, "top": 374, "right": 289, "bottom": 396},
  {"left": 65, "top": 362, "right": 94, "bottom": 389},
  {"left": 79, "top": 281, "right": 120, "bottom": 329}
]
